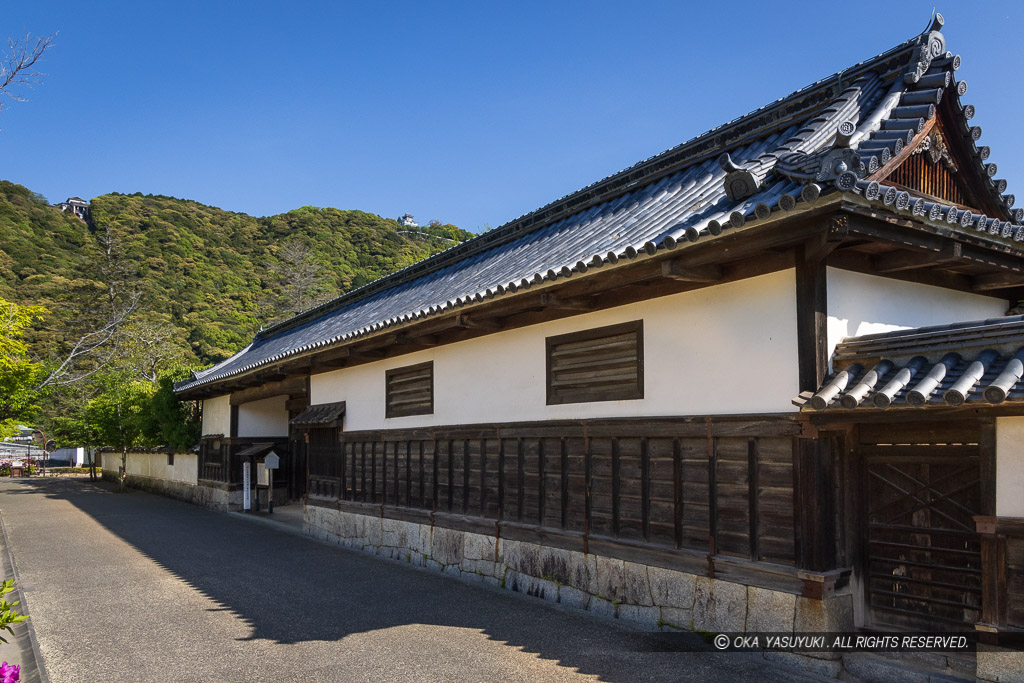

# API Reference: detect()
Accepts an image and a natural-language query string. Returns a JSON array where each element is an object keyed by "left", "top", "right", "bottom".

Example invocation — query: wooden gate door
[{"left": 858, "top": 421, "right": 983, "bottom": 631}]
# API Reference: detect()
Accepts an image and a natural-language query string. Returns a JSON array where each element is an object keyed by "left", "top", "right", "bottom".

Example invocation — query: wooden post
[
  {"left": 795, "top": 437, "right": 836, "bottom": 572},
  {"left": 796, "top": 244, "right": 828, "bottom": 393},
  {"left": 975, "top": 516, "right": 1007, "bottom": 628}
]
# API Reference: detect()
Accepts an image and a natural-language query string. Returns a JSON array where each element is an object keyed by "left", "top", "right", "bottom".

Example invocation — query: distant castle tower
[
  {"left": 57, "top": 197, "right": 89, "bottom": 221},
  {"left": 398, "top": 213, "right": 418, "bottom": 228}
]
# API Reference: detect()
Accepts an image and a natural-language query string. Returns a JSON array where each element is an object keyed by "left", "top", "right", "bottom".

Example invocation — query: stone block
[
  {"left": 594, "top": 556, "right": 626, "bottom": 603},
  {"left": 794, "top": 594, "right": 854, "bottom": 632},
  {"left": 977, "top": 646, "right": 1024, "bottom": 683},
  {"left": 443, "top": 564, "right": 462, "bottom": 578},
  {"left": 503, "top": 539, "right": 541, "bottom": 577},
  {"left": 623, "top": 562, "right": 654, "bottom": 606},
  {"left": 430, "top": 526, "right": 465, "bottom": 566},
  {"left": 557, "top": 586, "right": 590, "bottom": 611},
  {"left": 692, "top": 577, "right": 747, "bottom": 633},
  {"left": 659, "top": 607, "right": 692, "bottom": 631},
  {"left": 482, "top": 575, "right": 502, "bottom": 589},
  {"left": 506, "top": 571, "right": 558, "bottom": 602},
  {"left": 460, "top": 558, "right": 500, "bottom": 578},
  {"left": 425, "top": 559, "right": 444, "bottom": 573},
  {"left": 618, "top": 604, "right": 660, "bottom": 630},
  {"left": 745, "top": 586, "right": 796, "bottom": 633},
  {"left": 648, "top": 566, "right": 696, "bottom": 610},
  {"left": 463, "top": 533, "right": 497, "bottom": 561},
  {"left": 588, "top": 596, "right": 618, "bottom": 620}
]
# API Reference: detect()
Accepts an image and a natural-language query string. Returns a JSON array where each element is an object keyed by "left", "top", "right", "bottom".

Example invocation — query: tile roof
[
  {"left": 290, "top": 401, "right": 346, "bottom": 426},
  {"left": 176, "top": 13, "right": 1024, "bottom": 395},
  {"left": 797, "top": 315, "right": 1024, "bottom": 411}
]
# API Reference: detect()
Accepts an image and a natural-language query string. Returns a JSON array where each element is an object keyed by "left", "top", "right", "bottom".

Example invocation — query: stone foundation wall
[
  {"left": 305, "top": 503, "right": 853, "bottom": 675},
  {"left": 102, "top": 470, "right": 237, "bottom": 512}
]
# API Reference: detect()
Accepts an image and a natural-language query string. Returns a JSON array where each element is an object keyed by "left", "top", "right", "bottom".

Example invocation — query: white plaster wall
[
  {"left": 236, "top": 395, "right": 289, "bottom": 438},
  {"left": 311, "top": 270, "right": 800, "bottom": 430},
  {"left": 103, "top": 452, "right": 198, "bottom": 485},
  {"left": 996, "top": 417, "right": 1024, "bottom": 517},
  {"left": 202, "top": 395, "right": 232, "bottom": 436},
  {"left": 826, "top": 268, "right": 1007, "bottom": 358}
]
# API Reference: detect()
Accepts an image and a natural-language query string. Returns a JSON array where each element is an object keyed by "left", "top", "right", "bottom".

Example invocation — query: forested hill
[{"left": 0, "top": 181, "right": 474, "bottom": 365}]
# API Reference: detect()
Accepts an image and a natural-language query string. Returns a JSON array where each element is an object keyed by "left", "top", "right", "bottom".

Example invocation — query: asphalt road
[{"left": 0, "top": 477, "right": 827, "bottom": 682}]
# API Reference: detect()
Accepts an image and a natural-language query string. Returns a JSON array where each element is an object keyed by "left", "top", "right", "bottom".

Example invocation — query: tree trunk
[
  {"left": 120, "top": 448, "right": 127, "bottom": 493},
  {"left": 89, "top": 447, "right": 97, "bottom": 481}
]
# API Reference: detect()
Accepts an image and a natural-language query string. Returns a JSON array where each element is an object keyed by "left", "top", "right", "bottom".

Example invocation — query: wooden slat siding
[
  {"left": 748, "top": 438, "right": 759, "bottom": 562},
  {"left": 326, "top": 417, "right": 801, "bottom": 570},
  {"left": 757, "top": 437, "right": 796, "bottom": 565},
  {"left": 673, "top": 438, "right": 683, "bottom": 549},
  {"left": 1008, "top": 527, "right": 1024, "bottom": 629},
  {"left": 619, "top": 438, "right": 645, "bottom": 541},
  {"left": 463, "top": 440, "right": 472, "bottom": 514},
  {"left": 516, "top": 438, "right": 525, "bottom": 522},
  {"left": 566, "top": 437, "right": 588, "bottom": 532},
  {"left": 431, "top": 439, "right": 439, "bottom": 510},
  {"left": 611, "top": 438, "right": 621, "bottom": 536},
  {"left": 560, "top": 439, "right": 569, "bottom": 528},
  {"left": 589, "top": 438, "right": 613, "bottom": 537},
  {"left": 886, "top": 130, "right": 969, "bottom": 207},
  {"left": 708, "top": 430, "right": 719, "bottom": 564},
  {"left": 715, "top": 437, "right": 750, "bottom": 558},
  {"left": 417, "top": 441, "right": 425, "bottom": 508},
  {"left": 385, "top": 361, "right": 433, "bottom": 418},
  {"left": 446, "top": 439, "right": 455, "bottom": 512},
  {"left": 479, "top": 438, "right": 487, "bottom": 517},
  {"left": 642, "top": 438, "right": 651, "bottom": 541},
  {"left": 546, "top": 321, "right": 644, "bottom": 405},
  {"left": 681, "top": 438, "right": 710, "bottom": 551},
  {"left": 648, "top": 438, "right": 676, "bottom": 548}
]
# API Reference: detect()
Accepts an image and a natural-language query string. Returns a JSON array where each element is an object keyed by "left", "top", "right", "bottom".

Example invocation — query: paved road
[{"left": 0, "top": 477, "right": 826, "bottom": 682}]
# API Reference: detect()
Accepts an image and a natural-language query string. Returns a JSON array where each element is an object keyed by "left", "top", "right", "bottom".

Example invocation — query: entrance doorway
[{"left": 857, "top": 421, "right": 983, "bottom": 630}]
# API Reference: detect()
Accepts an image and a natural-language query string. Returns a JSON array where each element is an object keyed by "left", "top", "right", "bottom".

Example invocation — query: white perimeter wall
[
  {"left": 236, "top": 395, "right": 289, "bottom": 438},
  {"left": 312, "top": 270, "right": 800, "bottom": 430},
  {"left": 826, "top": 268, "right": 1007, "bottom": 358},
  {"left": 101, "top": 451, "right": 198, "bottom": 485},
  {"left": 996, "top": 417, "right": 1024, "bottom": 517},
  {"left": 202, "top": 394, "right": 232, "bottom": 436}
]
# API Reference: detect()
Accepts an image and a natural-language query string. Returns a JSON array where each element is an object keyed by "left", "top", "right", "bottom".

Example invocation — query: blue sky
[{"left": 4, "top": 2, "right": 1024, "bottom": 232}]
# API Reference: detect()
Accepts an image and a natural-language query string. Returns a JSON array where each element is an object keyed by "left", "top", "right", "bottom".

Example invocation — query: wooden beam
[
  {"left": 229, "top": 375, "right": 308, "bottom": 405},
  {"left": 873, "top": 241, "right": 963, "bottom": 273},
  {"left": 796, "top": 243, "right": 828, "bottom": 393},
  {"left": 455, "top": 314, "right": 501, "bottom": 330},
  {"left": 660, "top": 261, "right": 723, "bottom": 282},
  {"left": 973, "top": 270, "right": 1024, "bottom": 292},
  {"left": 539, "top": 292, "right": 596, "bottom": 311}
]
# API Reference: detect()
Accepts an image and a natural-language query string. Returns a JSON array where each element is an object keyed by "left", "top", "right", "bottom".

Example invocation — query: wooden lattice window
[
  {"left": 386, "top": 361, "right": 434, "bottom": 418},
  {"left": 546, "top": 320, "right": 644, "bottom": 405}
]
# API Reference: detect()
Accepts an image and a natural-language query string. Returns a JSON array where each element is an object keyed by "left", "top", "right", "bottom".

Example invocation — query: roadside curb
[{"left": 0, "top": 505, "right": 50, "bottom": 683}]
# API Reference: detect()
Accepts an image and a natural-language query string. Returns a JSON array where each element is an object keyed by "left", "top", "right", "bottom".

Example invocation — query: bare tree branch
[{"left": 0, "top": 33, "right": 54, "bottom": 112}]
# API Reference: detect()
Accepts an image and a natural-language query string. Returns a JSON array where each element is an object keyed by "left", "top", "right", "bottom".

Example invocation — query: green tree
[
  {"left": 0, "top": 297, "right": 45, "bottom": 435},
  {"left": 84, "top": 373, "right": 154, "bottom": 492}
]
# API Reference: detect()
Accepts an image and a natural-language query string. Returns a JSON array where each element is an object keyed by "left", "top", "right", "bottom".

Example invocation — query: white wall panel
[{"left": 312, "top": 270, "right": 801, "bottom": 430}]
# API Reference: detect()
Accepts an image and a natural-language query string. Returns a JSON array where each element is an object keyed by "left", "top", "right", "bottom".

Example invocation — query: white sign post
[
  {"left": 264, "top": 452, "right": 279, "bottom": 513},
  {"left": 242, "top": 462, "right": 251, "bottom": 511}
]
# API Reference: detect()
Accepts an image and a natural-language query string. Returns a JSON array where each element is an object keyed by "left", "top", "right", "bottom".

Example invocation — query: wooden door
[{"left": 858, "top": 421, "right": 983, "bottom": 631}]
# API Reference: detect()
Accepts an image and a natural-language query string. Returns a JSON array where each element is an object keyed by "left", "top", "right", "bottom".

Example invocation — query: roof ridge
[{"left": 255, "top": 29, "right": 927, "bottom": 342}]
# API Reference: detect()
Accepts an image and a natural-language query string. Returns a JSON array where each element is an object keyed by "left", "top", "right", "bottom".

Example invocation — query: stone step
[{"left": 842, "top": 652, "right": 974, "bottom": 682}]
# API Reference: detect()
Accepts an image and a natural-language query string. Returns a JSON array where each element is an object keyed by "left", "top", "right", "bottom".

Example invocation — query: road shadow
[{"left": 3, "top": 477, "right": 795, "bottom": 682}]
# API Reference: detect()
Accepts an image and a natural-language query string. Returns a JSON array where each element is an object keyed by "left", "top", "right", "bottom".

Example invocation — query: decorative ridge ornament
[
  {"left": 904, "top": 14, "right": 946, "bottom": 85},
  {"left": 912, "top": 130, "right": 957, "bottom": 171},
  {"left": 718, "top": 153, "right": 761, "bottom": 201}
]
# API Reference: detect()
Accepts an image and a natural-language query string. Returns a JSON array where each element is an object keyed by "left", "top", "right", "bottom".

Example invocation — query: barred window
[
  {"left": 386, "top": 361, "right": 434, "bottom": 418},
  {"left": 546, "top": 321, "right": 644, "bottom": 405}
]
